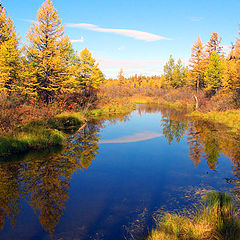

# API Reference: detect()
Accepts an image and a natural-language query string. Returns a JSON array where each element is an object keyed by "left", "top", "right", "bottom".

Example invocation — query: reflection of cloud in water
[{"left": 100, "top": 131, "right": 162, "bottom": 144}]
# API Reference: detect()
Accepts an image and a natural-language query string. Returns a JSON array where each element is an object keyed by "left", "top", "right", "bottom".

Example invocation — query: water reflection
[
  {"left": 0, "top": 105, "right": 239, "bottom": 239},
  {"left": 0, "top": 122, "right": 101, "bottom": 235}
]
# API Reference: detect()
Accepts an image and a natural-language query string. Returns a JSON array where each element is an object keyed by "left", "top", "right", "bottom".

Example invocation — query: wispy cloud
[
  {"left": 70, "top": 37, "right": 84, "bottom": 43},
  {"left": 188, "top": 17, "right": 203, "bottom": 22},
  {"left": 100, "top": 131, "right": 162, "bottom": 144},
  {"left": 66, "top": 23, "right": 171, "bottom": 42}
]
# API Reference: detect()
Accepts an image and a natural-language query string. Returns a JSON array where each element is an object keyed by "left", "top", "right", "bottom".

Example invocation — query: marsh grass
[
  {"left": 147, "top": 191, "right": 240, "bottom": 240},
  {"left": 48, "top": 112, "right": 85, "bottom": 132},
  {"left": 189, "top": 110, "right": 240, "bottom": 133},
  {"left": 0, "top": 112, "right": 84, "bottom": 157}
]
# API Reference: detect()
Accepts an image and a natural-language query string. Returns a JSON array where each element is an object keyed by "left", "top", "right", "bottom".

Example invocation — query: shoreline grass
[
  {"left": 189, "top": 110, "right": 240, "bottom": 133},
  {"left": 0, "top": 102, "right": 136, "bottom": 158},
  {"left": 147, "top": 191, "right": 240, "bottom": 240}
]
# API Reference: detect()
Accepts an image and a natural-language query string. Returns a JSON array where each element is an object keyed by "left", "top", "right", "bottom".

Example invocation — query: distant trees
[{"left": 163, "top": 55, "right": 187, "bottom": 88}]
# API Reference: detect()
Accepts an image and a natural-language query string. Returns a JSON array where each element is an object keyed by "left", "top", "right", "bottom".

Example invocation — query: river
[{"left": 0, "top": 104, "right": 239, "bottom": 240}]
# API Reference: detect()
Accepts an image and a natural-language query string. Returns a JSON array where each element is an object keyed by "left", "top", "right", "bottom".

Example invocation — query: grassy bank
[
  {"left": 147, "top": 191, "right": 240, "bottom": 240},
  {"left": 189, "top": 110, "right": 240, "bottom": 133},
  {"left": 128, "top": 94, "right": 240, "bottom": 133},
  {"left": 0, "top": 102, "right": 136, "bottom": 157}
]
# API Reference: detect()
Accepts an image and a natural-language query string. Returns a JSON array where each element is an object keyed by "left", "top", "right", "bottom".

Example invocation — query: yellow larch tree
[
  {"left": 189, "top": 36, "right": 207, "bottom": 92},
  {"left": 75, "top": 48, "right": 104, "bottom": 97},
  {"left": 26, "top": 0, "right": 71, "bottom": 103},
  {"left": 0, "top": 4, "right": 21, "bottom": 94}
]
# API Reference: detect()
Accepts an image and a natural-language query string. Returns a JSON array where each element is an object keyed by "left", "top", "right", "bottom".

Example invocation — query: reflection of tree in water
[
  {"left": 160, "top": 108, "right": 188, "bottom": 145},
  {"left": 187, "top": 120, "right": 221, "bottom": 170},
  {"left": 64, "top": 122, "right": 101, "bottom": 170},
  {"left": 0, "top": 163, "right": 23, "bottom": 230},
  {"left": 187, "top": 122, "right": 204, "bottom": 168},
  {"left": 162, "top": 118, "right": 187, "bottom": 145},
  {"left": 0, "top": 122, "right": 101, "bottom": 235}
]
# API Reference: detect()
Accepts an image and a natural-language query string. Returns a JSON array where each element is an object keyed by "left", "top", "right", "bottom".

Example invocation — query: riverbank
[
  {"left": 127, "top": 94, "right": 240, "bottom": 133},
  {"left": 147, "top": 191, "right": 240, "bottom": 240},
  {"left": 0, "top": 102, "right": 135, "bottom": 158}
]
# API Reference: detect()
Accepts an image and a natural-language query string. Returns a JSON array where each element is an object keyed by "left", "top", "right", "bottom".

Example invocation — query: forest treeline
[{"left": 104, "top": 32, "right": 240, "bottom": 111}]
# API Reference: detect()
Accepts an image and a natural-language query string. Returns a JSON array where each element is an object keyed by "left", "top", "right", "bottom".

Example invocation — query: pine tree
[
  {"left": 189, "top": 36, "right": 206, "bottom": 92},
  {"left": 75, "top": 48, "right": 104, "bottom": 96},
  {"left": 204, "top": 52, "right": 223, "bottom": 96},
  {"left": 0, "top": 4, "right": 21, "bottom": 94},
  {"left": 26, "top": 0, "right": 71, "bottom": 103}
]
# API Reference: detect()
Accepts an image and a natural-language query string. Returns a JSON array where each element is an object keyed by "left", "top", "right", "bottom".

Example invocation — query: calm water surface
[{"left": 0, "top": 104, "right": 239, "bottom": 240}]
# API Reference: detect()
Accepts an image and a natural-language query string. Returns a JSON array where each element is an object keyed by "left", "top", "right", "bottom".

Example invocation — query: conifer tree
[
  {"left": 75, "top": 48, "right": 104, "bottom": 96},
  {"left": 172, "top": 59, "right": 187, "bottom": 88},
  {"left": 26, "top": 0, "right": 71, "bottom": 103},
  {"left": 163, "top": 54, "right": 175, "bottom": 87},
  {"left": 0, "top": 4, "right": 21, "bottom": 94},
  {"left": 189, "top": 36, "right": 206, "bottom": 92},
  {"left": 204, "top": 52, "right": 223, "bottom": 96}
]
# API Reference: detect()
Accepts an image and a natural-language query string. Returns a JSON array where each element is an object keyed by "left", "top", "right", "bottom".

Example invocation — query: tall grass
[
  {"left": 147, "top": 191, "right": 240, "bottom": 240},
  {"left": 189, "top": 110, "right": 240, "bottom": 133},
  {"left": 0, "top": 113, "right": 85, "bottom": 157}
]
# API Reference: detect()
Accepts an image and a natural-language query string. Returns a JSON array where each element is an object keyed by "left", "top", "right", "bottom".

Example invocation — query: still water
[{"left": 0, "top": 104, "right": 239, "bottom": 240}]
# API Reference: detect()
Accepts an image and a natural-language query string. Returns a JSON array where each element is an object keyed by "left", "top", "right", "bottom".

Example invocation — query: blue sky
[{"left": 3, "top": 0, "right": 240, "bottom": 78}]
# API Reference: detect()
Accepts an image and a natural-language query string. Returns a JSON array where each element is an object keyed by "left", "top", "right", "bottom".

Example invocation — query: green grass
[
  {"left": 189, "top": 110, "right": 240, "bottom": 133},
  {"left": 147, "top": 191, "right": 240, "bottom": 240},
  {"left": 0, "top": 103, "right": 136, "bottom": 157},
  {"left": 0, "top": 112, "right": 85, "bottom": 157},
  {"left": 48, "top": 111, "right": 85, "bottom": 133}
]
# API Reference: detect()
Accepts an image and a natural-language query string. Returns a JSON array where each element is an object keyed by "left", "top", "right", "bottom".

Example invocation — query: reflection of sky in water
[
  {"left": 100, "top": 131, "right": 163, "bottom": 143},
  {"left": 0, "top": 106, "right": 236, "bottom": 240},
  {"left": 99, "top": 110, "right": 163, "bottom": 140}
]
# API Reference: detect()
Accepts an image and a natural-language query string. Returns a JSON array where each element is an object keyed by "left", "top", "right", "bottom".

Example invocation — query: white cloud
[
  {"left": 70, "top": 37, "right": 84, "bottom": 43},
  {"left": 66, "top": 23, "right": 171, "bottom": 42}
]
